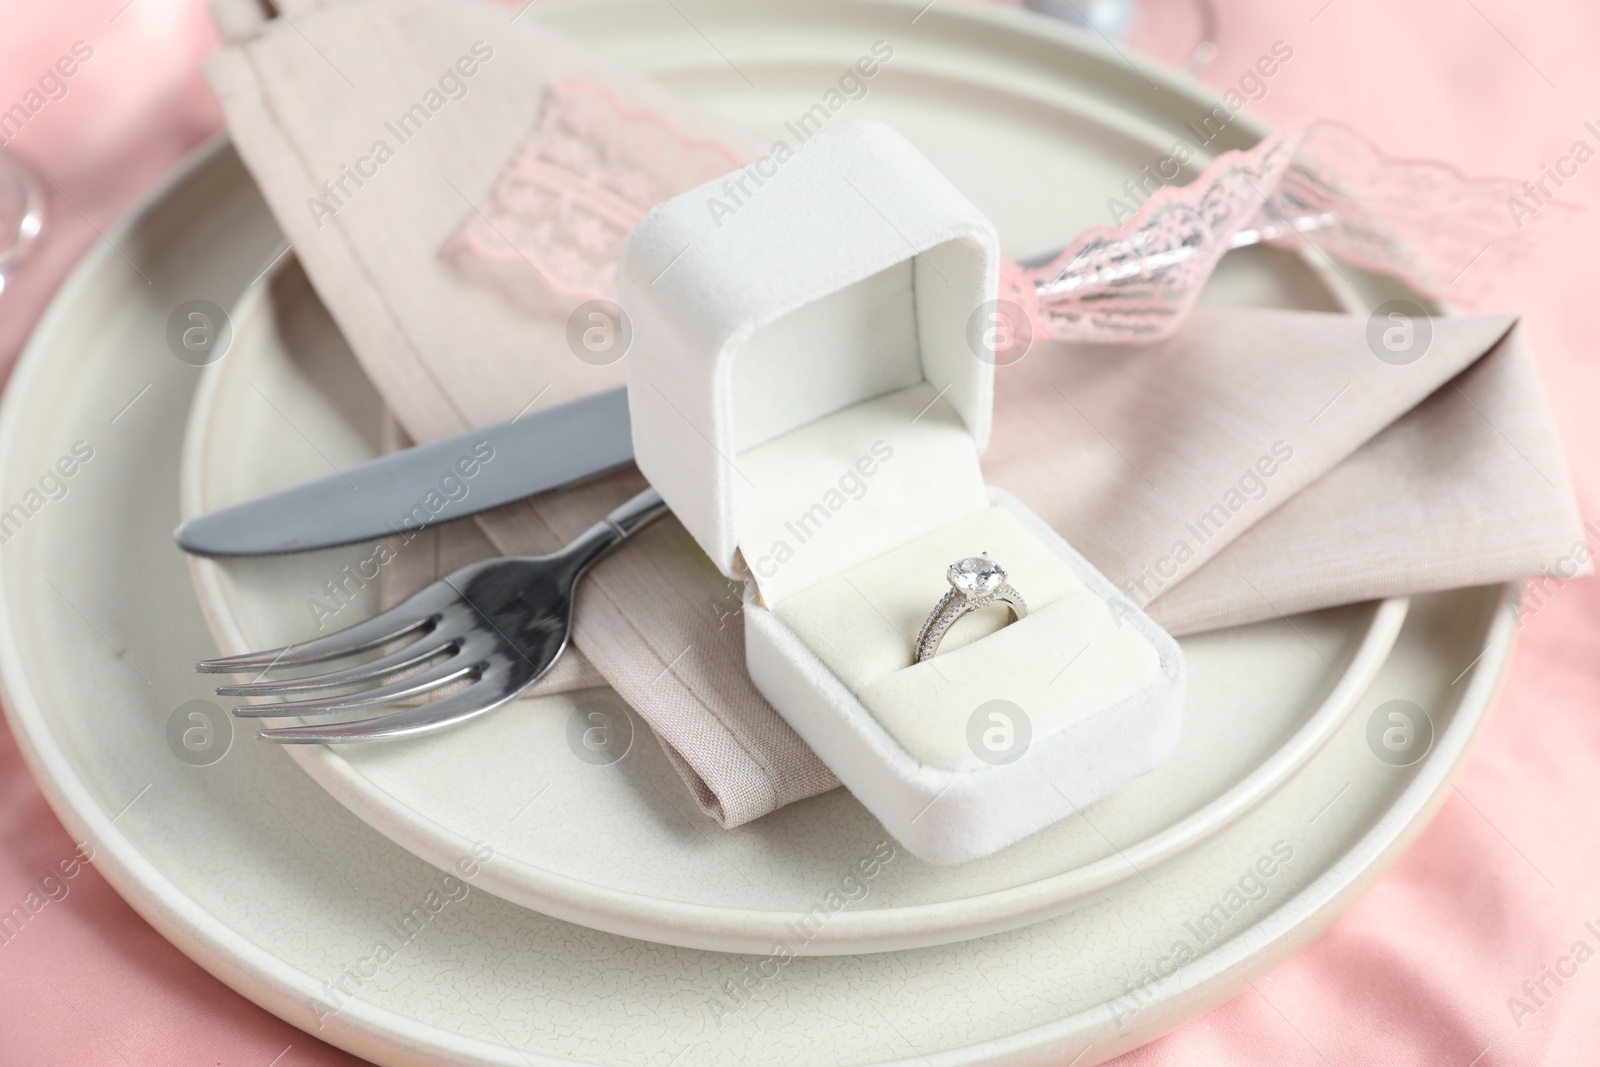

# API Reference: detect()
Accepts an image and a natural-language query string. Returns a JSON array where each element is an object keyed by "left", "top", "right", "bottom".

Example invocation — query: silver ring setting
[{"left": 914, "top": 555, "right": 1028, "bottom": 664}]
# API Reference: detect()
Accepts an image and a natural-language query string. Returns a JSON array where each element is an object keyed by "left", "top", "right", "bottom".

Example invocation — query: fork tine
[
  {"left": 196, "top": 581, "right": 457, "bottom": 674},
  {"left": 214, "top": 636, "right": 458, "bottom": 697},
  {"left": 253, "top": 675, "right": 526, "bottom": 743},
  {"left": 228, "top": 657, "right": 477, "bottom": 718}
]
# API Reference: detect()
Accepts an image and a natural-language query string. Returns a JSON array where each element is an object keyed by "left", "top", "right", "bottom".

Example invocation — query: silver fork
[{"left": 196, "top": 488, "right": 667, "bottom": 743}]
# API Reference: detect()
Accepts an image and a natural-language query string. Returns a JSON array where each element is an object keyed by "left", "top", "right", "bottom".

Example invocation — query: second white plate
[{"left": 183, "top": 0, "right": 1412, "bottom": 955}]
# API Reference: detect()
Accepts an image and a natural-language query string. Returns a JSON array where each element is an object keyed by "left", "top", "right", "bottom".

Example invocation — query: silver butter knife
[
  {"left": 175, "top": 386, "right": 633, "bottom": 557},
  {"left": 176, "top": 210, "right": 1341, "bottom": 559}
]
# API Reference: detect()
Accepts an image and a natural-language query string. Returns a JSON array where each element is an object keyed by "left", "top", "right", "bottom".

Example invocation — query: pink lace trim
[
  {"left": 449, "top": 99, "right": 1569, "bottom": 343},
  {"left": 1004, "top": 119, "right": 1577, "bottom": 343},
  {"left": 443, "top": 80, "right": 743, "bottom": 300}
]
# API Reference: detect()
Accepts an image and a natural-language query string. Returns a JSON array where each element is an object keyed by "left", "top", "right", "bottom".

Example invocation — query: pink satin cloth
[{"left": 2, "top": 1, "right": 1598, "bottom": 1065}]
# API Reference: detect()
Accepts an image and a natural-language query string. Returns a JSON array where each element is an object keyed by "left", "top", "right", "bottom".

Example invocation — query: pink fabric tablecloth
[{"left": 2, "top": 1, "right": 1597, "bottom": 1064}]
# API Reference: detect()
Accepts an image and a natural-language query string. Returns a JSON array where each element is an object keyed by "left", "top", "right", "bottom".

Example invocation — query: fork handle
[
  {"left": 559, "top": 487, "right": 670, "bottom": 574},
  {"left": 604, "top": 487, "right": 669, "bottom": 537}
]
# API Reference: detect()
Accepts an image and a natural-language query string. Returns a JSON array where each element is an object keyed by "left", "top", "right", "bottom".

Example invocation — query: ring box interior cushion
[{"left": 622, "top": 121, "right": 1185, "bottom": 864}]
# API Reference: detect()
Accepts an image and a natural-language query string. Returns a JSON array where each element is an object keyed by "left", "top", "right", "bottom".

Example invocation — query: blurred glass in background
[
  {"left": 0, "top": 150, "right": 44, "bottom": 298},
  {"left": 1024, "top": 0, "right": 1218, "bottom": 74}
]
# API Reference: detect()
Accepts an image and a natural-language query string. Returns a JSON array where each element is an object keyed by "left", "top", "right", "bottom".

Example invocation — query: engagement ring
[{"left": 914, "top": 555, "right": 1027, "bottom": 664}]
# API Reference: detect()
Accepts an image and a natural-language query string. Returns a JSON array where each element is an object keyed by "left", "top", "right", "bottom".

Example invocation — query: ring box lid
[{"left": 620, "top": 121, "right": 1000, "bottom": 596}]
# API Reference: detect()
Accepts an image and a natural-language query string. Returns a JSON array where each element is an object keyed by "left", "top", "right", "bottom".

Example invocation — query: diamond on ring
[{"left": 914, "top": 554, "right": 1028, "bottom": 664}]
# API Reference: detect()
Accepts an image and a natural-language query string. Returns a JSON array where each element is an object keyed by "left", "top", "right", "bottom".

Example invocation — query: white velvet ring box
[{"left": 620, "top": 121, "right": 1184, "bottom": 864}]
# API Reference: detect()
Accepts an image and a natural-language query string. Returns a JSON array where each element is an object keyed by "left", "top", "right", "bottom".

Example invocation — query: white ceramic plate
[
  {"left": 185, "top": 259, "right": 1409, "bottom": 957},
  {"left": 0, "top": 3, "right": 1516, "bottom": 1064},
  {"left": 179, "top": 0, "right": 1416, "bottom": 957}
]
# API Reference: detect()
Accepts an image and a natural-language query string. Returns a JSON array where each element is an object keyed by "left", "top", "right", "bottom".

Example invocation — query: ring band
[{"left": 914, "top": 555, "right": 1028, "bottom": 664}]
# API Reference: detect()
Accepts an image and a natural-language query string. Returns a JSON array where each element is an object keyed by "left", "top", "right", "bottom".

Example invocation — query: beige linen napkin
[
  {"left": 377, "top": 304, "right": 1583, "bottom": 829},
  {"left": 207, "top": 0, "right": 1585, "bottom": 828}
]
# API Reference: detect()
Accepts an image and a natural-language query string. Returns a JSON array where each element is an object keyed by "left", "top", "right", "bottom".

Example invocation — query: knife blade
[{"left": 175, "top": 386, "right": 634, "bottom": 557}]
